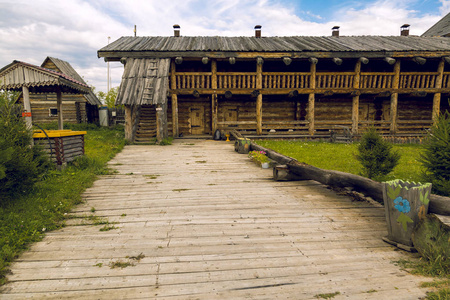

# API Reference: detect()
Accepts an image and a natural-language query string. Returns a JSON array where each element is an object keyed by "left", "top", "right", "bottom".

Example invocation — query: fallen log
[{"left": 250, "top": 144, "right": 294, "bottom": 165}]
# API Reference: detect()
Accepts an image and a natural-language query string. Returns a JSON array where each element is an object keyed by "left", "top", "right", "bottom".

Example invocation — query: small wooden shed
[
  {"left": 12, "top": 57, "right": 101, "bottom": 124},
  {"left": 0, "top": 60, "right": 91, "bottom": 129}
]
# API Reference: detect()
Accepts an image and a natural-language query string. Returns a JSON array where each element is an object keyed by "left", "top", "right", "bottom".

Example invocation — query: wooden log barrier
[{"left": 249, "top": 143, "right": 450, "bottom": 216}]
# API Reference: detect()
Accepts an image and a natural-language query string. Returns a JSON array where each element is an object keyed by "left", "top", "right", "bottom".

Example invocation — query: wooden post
[
  {"left": 22, "top": 86, "right": 33, "bottom": 130},
  {"left": 212, "top": 94, "right": 218, "bottom": 133},
  {"left": 390, "top": 60, "right": 401, "bottom": 134},
  {"left": 156, "top": 104, "right": 168, "bottom": 143},
  {"left": 308, "top": 58, "right": 317, "bottom": 135},
  {"left": 56, "top": 88, "right": 63, "bottom": 130},
  {"left": 352, "top": 60, "right": 361, "bottom": 134},
  {"left": 124, "top": 105, "right": 133, "bottom": 141},
  {"left": 256, "top": 59, "right": 263, "bottom": 135},
  {"left": 170, "top": 60, "right": 179, "bottom": 137},
  {"left": 211, "top": 60, "right": 218, "bottom": 134},
  {"left": 433, "top": 58, "right": 445, "bottom": 122}
]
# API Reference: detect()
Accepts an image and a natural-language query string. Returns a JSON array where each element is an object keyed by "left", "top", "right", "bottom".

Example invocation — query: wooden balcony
[{"left": 173, "top": 71, "right": 450, "bottom": 93}]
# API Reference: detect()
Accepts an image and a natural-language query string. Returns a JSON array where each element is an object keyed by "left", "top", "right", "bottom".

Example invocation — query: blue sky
[{"left": 0, "top": 0, "right": 449, "bottom": 95}]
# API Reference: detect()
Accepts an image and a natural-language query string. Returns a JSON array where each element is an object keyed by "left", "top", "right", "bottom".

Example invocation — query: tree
[
  {"left": 420, "top": 111, "right": 450, "bottom": 196},
  {"left": 0, "top": 90, "right": 50, "bottom": 203},
  {"left": 97, "top": 87, "right": 119, "bottom": 108},
  {"left": 356, "top": 127, "right": 400, "bottom": 180}
]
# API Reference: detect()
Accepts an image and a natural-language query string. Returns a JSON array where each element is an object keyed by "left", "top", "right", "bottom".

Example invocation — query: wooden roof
[
  {"left": 116, "top": 58, "right": 170, "bottom": 106},
  {"left": 42, "top": 57, "right": 101, "bottom": 105},
  {"left": 422, "top": 12, "right": 450, "bottom": 37},
  {"left": 99, "top": 35, "right": 450, "bottom": 60},
  {"left": 0, "top": 60, "right": 90, "bottom": 94}
]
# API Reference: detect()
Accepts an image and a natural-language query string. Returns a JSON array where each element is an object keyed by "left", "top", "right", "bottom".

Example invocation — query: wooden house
[
  {"left": 98, "top": 24, "right": 450, "bottom": 142},
  {"left": 15, "top": 57, "right": 101, "bottom": 124}
]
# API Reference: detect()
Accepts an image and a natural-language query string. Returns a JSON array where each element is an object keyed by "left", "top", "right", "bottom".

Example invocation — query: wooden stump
[{"left": 273, "top": 165, "right": 307, "bottom": 181}]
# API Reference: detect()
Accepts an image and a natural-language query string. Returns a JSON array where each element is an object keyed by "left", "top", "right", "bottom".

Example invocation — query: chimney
[
  {"left": 401, "top": 24, "right": 410, "bottom": 36},
  {"left": 332, "top": 26, "right": 340, "bottom": 37},
  {"left": 173, "top": 24, "right": 180, "bottom": 37},
  {"left": 255, "top": 25, "right": 262, "bottom": 38}
]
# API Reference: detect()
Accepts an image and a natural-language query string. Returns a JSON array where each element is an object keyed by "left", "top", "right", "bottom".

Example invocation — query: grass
[
  {"left": 255, "top": 140, "right": 424, "bottom": 182},
  {"left": 0, "top": 123, "right": 126, "bottom": 286}
]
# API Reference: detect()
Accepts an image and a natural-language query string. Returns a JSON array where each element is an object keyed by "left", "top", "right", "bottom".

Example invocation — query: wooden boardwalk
[{"left": 1, "top": 140, "right": 430, "bottom": 299}]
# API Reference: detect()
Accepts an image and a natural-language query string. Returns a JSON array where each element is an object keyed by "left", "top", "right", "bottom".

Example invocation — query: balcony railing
[{"left": 173, "top": 72, "right": 446, "bottom": 91}]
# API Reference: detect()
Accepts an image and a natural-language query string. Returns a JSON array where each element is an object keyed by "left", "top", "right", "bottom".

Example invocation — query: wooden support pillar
[
  {"left": 170, "top": 60, "right": 179, "bottom": 137},
  {"left": 433, "top": 58, "right": 445, "bottom": 122},
  {"left": 256, "top": 59, "right": 263, "bottom": 135},
  {"left": 124, "top": 105, "right": 132, "bottom": 141},
  {"left": 211, "top": 60, "right": 218, "bottom": 133},
  {"left": 390, "top": 60, "right": 401, "bottom": 134},
  {"left": 352, "top": 60, "right": 361, "bottom": 134},
  {"left": 156, "top": 103, "right": 168, "bottom": 143},
  {"left": 22, "top": 86, "right": 33, "bottom": 130},
  {"left": 56, "top": 88, "right": 63, "bottom": 130},
  {"left": 212, "top": 94, "right": 218, "bottom": 133},
  {"left": 308, "top": 58, "right": 317, "bottom": 135}
]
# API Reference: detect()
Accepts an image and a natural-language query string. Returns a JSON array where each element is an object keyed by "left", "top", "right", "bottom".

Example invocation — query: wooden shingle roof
[
  {"left": 99, "top": 35, "right": 450, "bottom": 59},
  {"left": 0, "top": 60, "right": 90, "bottom": 94},
  {"left": 42, "top": 57, "right": 102, "bottom": 105},
  {"left": 422, "top": 13, "right": 450, "bottom": 37},
  {"left": 116, "top": 58, "right": 170, "bottom": 106}
]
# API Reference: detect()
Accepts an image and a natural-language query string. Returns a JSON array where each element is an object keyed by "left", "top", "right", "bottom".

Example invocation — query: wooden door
[{"left": 190, "top": 106, "right": 205, "bottom": 134}]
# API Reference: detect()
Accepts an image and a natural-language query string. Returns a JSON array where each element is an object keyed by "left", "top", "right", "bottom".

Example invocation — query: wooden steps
[{"left": 134, "top": 106, "right": 156, "bottom": 143}]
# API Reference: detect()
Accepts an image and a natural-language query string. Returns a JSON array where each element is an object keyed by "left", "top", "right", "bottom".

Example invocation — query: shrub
[
  {"left": 0, "top": 91, "right": 51, "bottom": 203},
  {"left": 248, "top": 150, "right": 270, "bottom": 164},
  {"left": 356, "top": 127, "right": 400, "bottom": 180},
  {"left": 420, "top": 111, "right": 450, "bottom": 196}
]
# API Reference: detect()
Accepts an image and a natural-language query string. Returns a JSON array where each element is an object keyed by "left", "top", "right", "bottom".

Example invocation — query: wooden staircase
[{"left": 135, "top": 105, "right": 157, "bottom": 143}]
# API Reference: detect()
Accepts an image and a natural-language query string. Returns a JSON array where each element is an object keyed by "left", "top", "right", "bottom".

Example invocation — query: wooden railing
[
  {"left": 399, "top": 73, "right": 438, "bottom": 89},
  {"left": 360, "top": 73, "right": 394, "bottom": 89},
  {"left": 174, "top": 72, "right": 443, "bottom": 91},
  {"left": 263, "top": 73, "right": 310, "bottom": 89},
  {"left": 316, "top": 73, "right": 355, "bottom": 89},
  {"left": 217, "top": 73, "right": 256, "bottom": 89}
]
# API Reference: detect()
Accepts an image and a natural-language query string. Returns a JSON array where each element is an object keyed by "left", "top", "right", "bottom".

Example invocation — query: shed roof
[
  {"left": 116, "top": 58, "right": 170, "bottom": 106},
  {"left": 42, "top": 57, "right": 102, "bottom": 105},
  {"left": 0, "top": 60, "right": 90, "bottom": 94},
  {"left": 98, "top": 35, "right": 450, "bottom": 59},
  {"left": 422, "top": 13, "right": 450, "bottom": 37}
]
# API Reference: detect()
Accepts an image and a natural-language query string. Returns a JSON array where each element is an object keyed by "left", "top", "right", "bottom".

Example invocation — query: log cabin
[
  {"left": 98, "top": 23, "right": 450, "bottom": 142},
  {"left": 15, "top": 57, "right": 101, "bottom": 124}
]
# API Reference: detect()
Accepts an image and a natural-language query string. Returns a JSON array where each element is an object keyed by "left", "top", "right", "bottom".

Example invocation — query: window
[{"left": 49, "top": 108, "right": 58, "bottom": 117}]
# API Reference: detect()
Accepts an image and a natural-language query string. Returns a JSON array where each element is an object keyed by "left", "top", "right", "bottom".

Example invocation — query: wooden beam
[
  {"left": 256, "top": 61, "right": 263, "bottom": 135},
  {"left": 211, "top": 60, "right": 217, "bottom": 90},
  {"left": 308, "top": 57, "right": 318, "bottom": 64},
  {"left": 433, "top": 58, "right": 445, "bottom": 121},
  {"left": 170, "top": 60, "right": 178, "bottom": 137},
  {"left": 308, "top": 60, "right": 316, "bottom": 135},
  {"left": 257, "top": 57, "right": 264, "bottom": 66},
  {"left": 384, "top": 57, "right": 396, "bottom": 65},
  {"left": 413, "top": 56, "right": 427, "bottom": 65},
  {"left": 390, "top": 60, "right": 401, "bottom": 134},
  {"left": 22, "top": 86, "right": 33, "bottom": 130},
  {"left": 359, "top": 57, "right": 369, "bottom": 64},
  {"left": 283, "top": 57, "right": 292, "bottom": 65},
  {"left": 56, "top": 88, "right": 63, "bottom": 130},
  {"left": 212, "top": 94, "right": 218, "bottom": 133},
  {"left": 444, "top": 56, "right": 450, "bottom": 65},
  {"left": 156, "top": 104, "right": 168, "bottom": 143},
  {"left": 332, "top": 57, "right": 343, "bottom": 65},
  {"left": 352, "top": 60, "right": 361, "bottom": 134}
]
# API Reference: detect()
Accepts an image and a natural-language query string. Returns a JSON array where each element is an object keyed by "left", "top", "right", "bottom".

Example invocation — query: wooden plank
[{"left": 1, "top": 141, "right": 431, "bottom": 299}]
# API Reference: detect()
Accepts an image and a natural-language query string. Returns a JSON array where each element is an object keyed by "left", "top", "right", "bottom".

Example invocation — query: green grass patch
[
  {"left": 314, "top": 291, "right": 340, "bottom": 299},
  {"left": 0, "top": 124, "right": 126, "bottom": 285},
  {"left": 254, "top": 140, "right": 424, "bottom": 182}
]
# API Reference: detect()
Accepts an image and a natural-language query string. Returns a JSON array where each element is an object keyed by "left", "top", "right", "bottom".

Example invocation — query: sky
[{"left": 0, "top": 0, "right": 449, "bottom": 96}]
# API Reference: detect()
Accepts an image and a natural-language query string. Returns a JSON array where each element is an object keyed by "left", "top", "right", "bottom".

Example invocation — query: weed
[
  {"left": 109, "top": 260, "right": 134, "bottom": 269},
  {"left": 121, "top": 214, "right": 127, "bottom": 217},
  {"left": 127, "top": 253, "right": 145, "bottom": 261},
  {"left": 125, "top": 172, "right": 134, "bottom": 175},
  {"left": 314, "top": 291, "right": 340, "bottom": 299},
  {"left": 172, "top": 189, "right": 190, "bottom": 192},
  {"left": 90, "top": 207, "right": 96, "bottom": 213},
  {"left": 365, "top": 289, "right": 378, "bottom": 293},
  {"left": 159, "top": 137, "right": 173, "bottom": 146},
  {"left": 100, "top": 224, "right": 117, "bottom": 231},
  {"left": 94, "top": 263, "right": 103, "bottom": 267},
  {"left": 195, "top": 160, "right": 207, "bottom": 164},
  {"left": 144, "top": 175, "right": 160, "bottom": 179}
]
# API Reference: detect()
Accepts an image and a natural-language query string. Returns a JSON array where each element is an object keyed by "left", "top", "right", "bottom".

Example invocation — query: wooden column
[
  {"left": 211, "top": 60, "right": 218, "bottom": 133},
  {"left": 390, "top": 60, "right": 401, "bottom": 134},
  {"left": 124, "top": 105, "right": 133, "bottom": 141},
  {"left": 56, "top": 88, "right": 63, "bottom": 130},
  {"left": 256, "top": 59, "right": 263, "bottom": 135},
  {"left": 308, "top": 58, "right": 317, "bottom": 136},
  {"left": 156, "top": 103, "right": 168, "bottom": 143},
  {"left": 22, "top": 86, "right": 33, "bottom": 130},
  {"left": 352, "top": 60, "right": 361, "bottom": 134},
  {"left": 170, "top": 60, "right": 179, "bottom": 137},
  {"left": 433, "top": 58, "right": 445, "bottom": 122}
]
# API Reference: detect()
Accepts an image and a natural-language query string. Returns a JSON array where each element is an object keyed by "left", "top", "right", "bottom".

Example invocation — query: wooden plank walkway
[{"left": 0, "top": 140, "right": 430, "bottom": 299}]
